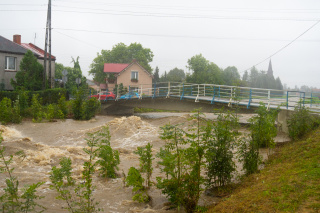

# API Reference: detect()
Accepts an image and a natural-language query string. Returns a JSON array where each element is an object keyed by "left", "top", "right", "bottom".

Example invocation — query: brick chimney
[{"left": 13, "top": 34, "right": 21, "bottom": 45}]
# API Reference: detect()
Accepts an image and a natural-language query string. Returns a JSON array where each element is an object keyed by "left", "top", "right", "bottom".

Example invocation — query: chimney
[{"left": 13, "top": 34, "right": 21, "bottom": 45}]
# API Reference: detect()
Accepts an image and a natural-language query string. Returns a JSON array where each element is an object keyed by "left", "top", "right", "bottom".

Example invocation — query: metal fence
[{"left": 93, "top": 82, "right": 320, "bottom": 112}]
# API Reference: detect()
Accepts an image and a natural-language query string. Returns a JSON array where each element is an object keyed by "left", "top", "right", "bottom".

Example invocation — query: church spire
[{"left": 267, "top": 59, "right": 273, "bottom": 77}]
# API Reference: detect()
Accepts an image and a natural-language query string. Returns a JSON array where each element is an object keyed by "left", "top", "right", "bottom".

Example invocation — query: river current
[{"left": 0, "top": 113, "right": 290, "bottom": 212}]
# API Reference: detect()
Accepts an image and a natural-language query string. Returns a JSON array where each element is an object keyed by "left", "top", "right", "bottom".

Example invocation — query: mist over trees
[{"left": 242, "top": 67, "right": 283, "bottom": 90}]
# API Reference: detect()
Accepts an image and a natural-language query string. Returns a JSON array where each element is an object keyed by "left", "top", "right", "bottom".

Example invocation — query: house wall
[
  {"left": 0, "top": 52, "right": 55, "bottom": 90},
  {"left": 116, "top": 63, "right": 152, "bottom": 93},
  {"left": 0, "top": 52, "right": 24, "bottom": 90}
]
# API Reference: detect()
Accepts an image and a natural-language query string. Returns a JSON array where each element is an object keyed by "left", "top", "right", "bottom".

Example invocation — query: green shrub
[
  {"left": 12, "top": 99, "right": 22, "bottom": 124},
  {"left": 206, "top": 112, "right": 237, "bottom": 188},
  {"left": 126, "top": 167, "right": 149, "bottom": 203},
  {"left": 0, "top": 132, "right": 45, "bottom": 212},
  {"left": 96, "top": 127, "right": 120, "bottom": 178},
  {"left": 71, "top": 90, "right": 85, "bottom": 120},
  {"left": 31, "top": 94, "right": 45, "bottom": 122},
  {"left": 237, "top": 136, "right": 262, "bottom": 175},
  {"left": 134, "top": 143, "right": 154, "bottom": 188},
  {"left": 81, "top": 97, "right": 100, "bottom": 120},
  {"left": 18, "top": 90, "right": 29, "bottom": 116},
  {"left": 287, "top": 107, "right": 320, "bottom": 140},
  {"left": 46, "top": 104, "right": 55, "bottom": 122},
  {"left": 0, "top": 97, "right": 12, "bottom": 124},
  {"left": 58, "top": 95, "right": 68, "bottom": 118},
  {"left": 249, "top": 103, "right": 278, "bottom": 148},
  {"left": 50, "top": 129, "right": 104, "bottom": 212}
]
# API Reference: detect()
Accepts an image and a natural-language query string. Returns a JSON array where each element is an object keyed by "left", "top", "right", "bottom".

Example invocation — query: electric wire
[{"left": 242, "top": 19, "right": 320, "bottom": 73}]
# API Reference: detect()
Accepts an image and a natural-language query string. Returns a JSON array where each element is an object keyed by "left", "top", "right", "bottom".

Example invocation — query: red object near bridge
[{"left": 90, "top": 92, "right": 116, "bottom": 100}]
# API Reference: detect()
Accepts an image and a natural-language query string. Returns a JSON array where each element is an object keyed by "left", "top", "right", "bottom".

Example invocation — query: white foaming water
[{"left": 0, "top": 125, "right": 23, "bottom": 141}]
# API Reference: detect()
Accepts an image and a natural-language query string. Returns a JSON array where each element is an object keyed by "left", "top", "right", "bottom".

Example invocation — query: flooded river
[{"left": 0, "top": 113, "right": 290, "bottom": 212}]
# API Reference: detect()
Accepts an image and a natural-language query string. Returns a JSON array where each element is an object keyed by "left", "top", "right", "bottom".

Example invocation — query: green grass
[{"left": 208, "top": 128, "right": 320, "bottom": 213}]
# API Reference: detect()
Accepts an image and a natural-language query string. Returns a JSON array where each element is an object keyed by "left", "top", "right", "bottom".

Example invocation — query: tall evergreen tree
[{"left": 11, "top": 50, "right": 44, "bottom": 91}]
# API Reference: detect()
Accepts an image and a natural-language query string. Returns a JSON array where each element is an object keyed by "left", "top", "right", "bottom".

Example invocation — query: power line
[
  {"left": 55, "top": 30, "right": 100, "bottom": 48},
  {"left": 53, "top": 27, "right": 320, "bottom": 42},
  {"left": 242, "top": 20, "right": 320, "bottom": 73},
  {"left": 51, "top": 9, "right": 319, "bottom": 21}
]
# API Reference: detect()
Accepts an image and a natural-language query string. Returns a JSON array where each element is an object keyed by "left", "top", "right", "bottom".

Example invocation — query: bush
[
  {"left": 96, "top": 127, "right": 120, "bottom": 178},
  {"left": 81, "top": 97, "right": 100, "bottom": 120},
  {"left": 287, "top": 107, "right": 320, "bottom": 140},
  {"left": 126, "top": 167, "right": 149, "bottom": 203},
  {"left": 249, "top": 103, "right": 278, "bottom": 148},
  {"left": 0, "top": 97, "right": 13, "bottom": 124},
  {"left": 206, "top": 112, "right": 237, "bottom": 188},
  {"left": 0, "top": 132, "right": 45, "bottom": 212},
  {"left": 58, "top": 95, "right": 68, "bottom": 118},
  {"left": 0, "top": 88, "right": 67, "bottom": 106},
  {"left": 31, "top": 94, "right": 45, "bottom": 122}
]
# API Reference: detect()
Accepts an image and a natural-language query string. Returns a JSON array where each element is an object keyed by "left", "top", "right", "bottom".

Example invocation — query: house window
[
  {"left": 131, "top": 71, "right": 138, "bottom": 81},
  {"left": 5, "top": 56, "right": 17, "bottom": 71}
]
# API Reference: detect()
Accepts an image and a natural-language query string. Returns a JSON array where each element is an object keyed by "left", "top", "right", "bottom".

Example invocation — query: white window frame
[
  {"left": 5, "top": 56, "right": 17, "bottom": 71},
  {"left": 131, "top": 71, "right": 139, "bottom": 80}
]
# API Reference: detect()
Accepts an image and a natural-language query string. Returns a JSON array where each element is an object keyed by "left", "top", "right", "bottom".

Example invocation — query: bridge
[{"left": 95, "top": 82, "right": 320, "bottom": 112}]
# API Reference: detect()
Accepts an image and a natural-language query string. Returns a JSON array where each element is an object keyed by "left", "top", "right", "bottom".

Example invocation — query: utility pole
[{"left": 43, "top": 0, "right": 52, "bottom": 89}]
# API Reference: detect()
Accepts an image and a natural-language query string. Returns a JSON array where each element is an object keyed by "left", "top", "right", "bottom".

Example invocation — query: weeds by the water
[{"left": 0, "top": 132, "right": 45, "bottom": 212}]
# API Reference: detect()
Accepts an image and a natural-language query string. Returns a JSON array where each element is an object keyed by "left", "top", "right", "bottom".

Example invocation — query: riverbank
[{"left": 208, "top": 127, "right": 320, "bottom": 213}]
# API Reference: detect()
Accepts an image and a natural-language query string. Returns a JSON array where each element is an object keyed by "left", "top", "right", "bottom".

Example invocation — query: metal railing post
[
  {"left": 303, "top": 92, "right": 305, "bottom": 108},
  {"left": 218, "top": 86, "right": 221, "bottom": 98},
  {"left": 166, "top": 82, "right": 170, "bottom": 98},
  {"left": 228, "top": 87, "right": 233, "bottom": 107},
  {"left": 152, "top": 83, "right": 156, "bottom": 99},
  {"left": 286, "top": 91, "right": 289, "bottom": 109},
  {"left": 267, "top": 90, "right": 271, "bottom": 110},
  {"left": 311, "top": 92, "right": 313, "bottom": 107},
  {"left": 128, "top": 86, "right": 131, "bottom": 100},
  {"left": 180, "top": 83, "right": 185, "bottom": 100},
  {"left": 195, "top": 84, "right": 200, "bottom": 102},
  {"left": 140, "top": 85, "right": 143, "bottom": 99},
  {"left": 247, "top": 89, "right": 252, "bottom": 109},
  {"left": 204, "top": 84, "right": 206, "bottom": 96},
  {"left": 116, "top": 85, "right": 119, "bottom": 101},
  {"left": 211, "top": 86, "right": 215, "bottom": 104}
]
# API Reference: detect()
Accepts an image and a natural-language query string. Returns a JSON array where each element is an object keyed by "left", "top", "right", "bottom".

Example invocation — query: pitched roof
[
  {"left": 0, "top": 35, "right": 28, "bottom": 55},
  {"left": 21, "top": 43, "right": 56, "bottom": 60},
  {"left": 104, "top": 63, "right": 129, "bottom": 73}
]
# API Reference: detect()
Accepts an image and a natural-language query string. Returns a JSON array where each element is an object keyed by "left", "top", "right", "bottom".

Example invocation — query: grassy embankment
[{"left": 208, "top": 128, "right": 320, "bottom": 213}]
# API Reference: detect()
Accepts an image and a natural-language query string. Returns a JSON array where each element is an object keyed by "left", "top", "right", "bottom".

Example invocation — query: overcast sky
[{"left": 1, "top": 0, "right": 320, "bottom": 88}]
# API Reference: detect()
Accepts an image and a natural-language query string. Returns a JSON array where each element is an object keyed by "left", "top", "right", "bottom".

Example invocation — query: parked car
[
  {"left": 119, "top": 92, "right": 140, "bottom": 100},
  {"left": 90, "top": 91, "right": 116, "bottom": 100}
]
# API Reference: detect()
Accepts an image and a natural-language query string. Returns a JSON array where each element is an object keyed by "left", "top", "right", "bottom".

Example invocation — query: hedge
[{"left": 0, "top": 88, "right": 68, "bottom": 105}]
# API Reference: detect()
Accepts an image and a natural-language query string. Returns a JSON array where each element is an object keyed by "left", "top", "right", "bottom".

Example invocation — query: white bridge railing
[{"left": 93, "top": 82, "right": 320, "bottom": 112}]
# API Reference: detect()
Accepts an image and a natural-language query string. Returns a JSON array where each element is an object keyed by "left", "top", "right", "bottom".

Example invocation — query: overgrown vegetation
[
  {"left": 96, "top": 127, "right": 120, "bottom": 178},
  {"left": 287, "top": 106, "right": 320, "bottom": 140},
  {"left": 0, "top": 132, "right": 45, "bottom": 212},
  {"left": 208, "top": 128, "right": 320, "bottom": 213},
  {"left": 49, "top": 128, "right": 116, "bottom": 212},
  {"left": 72, "top": 90, "right": 100, "bottom": 120}
]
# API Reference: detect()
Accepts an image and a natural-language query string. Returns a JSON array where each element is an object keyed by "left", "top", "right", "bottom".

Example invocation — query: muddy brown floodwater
[{"left": 0, "top": 113, "right": 290, "bottom": 212}]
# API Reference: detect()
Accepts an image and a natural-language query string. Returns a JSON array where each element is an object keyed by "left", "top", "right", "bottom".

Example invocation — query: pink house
[{"left": 103, "top": 60, "right": 153, "bottom": 92}]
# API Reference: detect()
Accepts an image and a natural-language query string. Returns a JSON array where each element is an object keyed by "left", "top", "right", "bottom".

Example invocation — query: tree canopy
[
  {"left": 55, "top": 57, "right": 87, "bottom": 93},
  {"left": 11, "top": 50, "right": 44, "bottom": 91},
  {"left": 166, "top": 67, "right": 185, "bottom": 82},
  {"left": 89, "top": 42, "right": 154, "bottom": 83},
  {"left": 186, "top": 54, "right": 223, "bottom": 84}
]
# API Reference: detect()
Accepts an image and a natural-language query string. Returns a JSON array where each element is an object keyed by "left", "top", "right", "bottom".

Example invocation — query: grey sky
[{"left": 1, "top": 0, "right": 320, "bottom": 88}]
